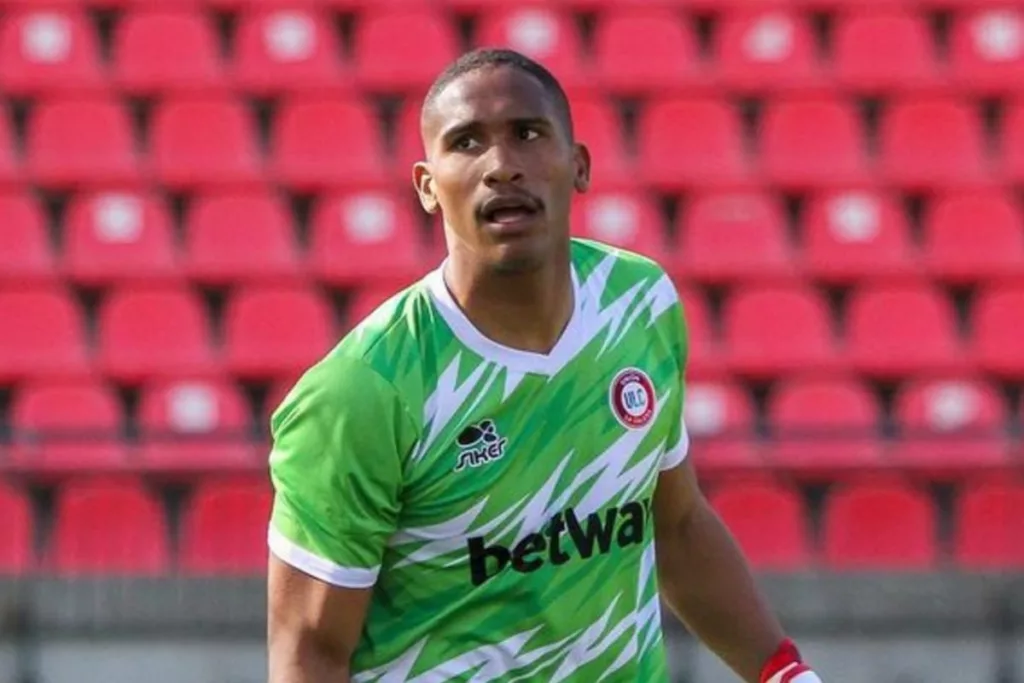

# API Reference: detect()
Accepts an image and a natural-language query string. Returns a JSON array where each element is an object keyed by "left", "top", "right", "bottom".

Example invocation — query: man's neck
[{"left": 443, "top": 248, "right": 574, "bottom": 356}]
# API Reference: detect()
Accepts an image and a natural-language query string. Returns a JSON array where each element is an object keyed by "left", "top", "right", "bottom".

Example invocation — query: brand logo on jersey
[
  {"left": 609, "top": 368, "right": 656, "bottom": 429},
  {"left": 467, "top": 499, "right": 652, "bottom": 586},
  {"left": 454, "top": 419, "right": 508, "bottom": 472}
]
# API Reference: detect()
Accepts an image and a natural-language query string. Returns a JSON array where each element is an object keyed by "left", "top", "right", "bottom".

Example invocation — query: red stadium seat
[
  {"left": 715, "top": 11, "right": 822, "bottom": 93},
  {"left": 676, "top": 192, "right": 794, "bottom": 283},
  {"left": 768, "top": 377, "right": 883, "bottom": 477},
  {"left": 571, "top": 98, "right": 631, "bottom": 189},
  {"left": 48, "top": 480, "right": 169, "bottom": 574},
  {"left": 10, "top": 380, "right": 125, "bottom": 472},
  {"left": 476, "top": 8, "right": 588, "bottom": 91},
  {"left": 973, "top": 284, "right": 1024, "bottom": 379},
  {"left": 98, "top": 287, "right": 217, "bottom": 382},
  {"left": 724, "top": 286, "right": 837, "bottom": 377},
  {"left": 677, "top": 287, "right": 719, "bottom": 377},
  {"left": 150, "top": 97, "right": 262, "bottom": 189},
  {"left": 63, "top": 191, "right": 179, "bottom": 285},
  {"left": 847, "top": 284, "right": 962, "bottom": 378},
  {"left": 353, "top": 9, "right": 458, "bottom": 93},
  {"left": 955, "top": 481, "right": 1024, "bottom": 569},
  {"left": 113, "top": 10, "right": 224, "bottom": 94},
  {"left": 0, "top": 192, "right": 54, "bottom": 284},
  {"left": 592, "top": 10, "right": 700, "bottom": 95},
  {"left": 1003, "top": 101, "right": 1024, "bottom": 183},
  {"left": 234, "top": 8, "right": 348, "bottom": 95},
  {"left": 0, "top": 288, "right": 89, "bottom": 381},
  {"left": 186, "top": 190, "right": 302, "bottom": 284},
  {"left": 759, "top": 99, "right": 870, "bottom": 189},
  {"left": 0, "top": 9, "right": 104, "bottom": 95},
  {"left": 26, "top": 98, "right": 139, "bottom": 188},
  {"left": 0, "top": 484, "right": 33, "bottom": 574},
  {"left": 225, "top": 286, "right": 335, "bottom": 379},
  {"left": 823, "top": 481, "right": 938, "bottom": 570},
  {"left": 571, "top": 191, "right": 670, "bottom": 263},
  {"left": 923, "top": 192, "right": 1024, "bottom": 283},
  {"left": 709, "top": 481, "right": 810, "bottom": 570},
  {"left": 393, "top": 101, "right": 427, "bottom": 183},
  {"left": 892, "top": 378, "right": 1010, "bottom": 477},
  {"left": 638, "top": 99, "right": 750, "bottom": 190},
  {"left": 951, "top": 9, "right": 1024, "bottom": 95},
  {"left": 802, "top": 191, "right": 918, "bottom": 284},
  {"left": 0, "top": 106, "right": 16, "bottom": 184},
  {"left": 310, "top": 191, "right": 426, "bottom": 286},
  {"left": 684, "top": 380, "right": 759, "bottom": 475},
  {"left": 180, "top": 480, "right": 272, "bottom": 574},
  {"left": 138, "top": 379, "right": 256, "bottom": 472},
  {"left": 880, "top": 99, "right": 988, "bottom": 189},
  {"left": 271, "top": 98, "right": 387, "bottom": 190},
  {"left": 834, "top": 13, "right": 941, "bottom": 94}
]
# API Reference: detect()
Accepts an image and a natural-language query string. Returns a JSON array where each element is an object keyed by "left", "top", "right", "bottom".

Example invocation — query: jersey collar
[{"left": 425, "top": 261, "right": 585, "bottom": 376}]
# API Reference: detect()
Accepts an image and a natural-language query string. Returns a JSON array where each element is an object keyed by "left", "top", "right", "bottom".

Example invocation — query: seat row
[
  {"left": 4, "top": 282, "right": 1022, "bottom": 381},
  {"left": 1, "top": 8, "right": 1024, "bottom": 96},
  {"left": 2, "top": 376, "right": 1021, "bottom": 479},
  {"left": 7, "top": 189, "right": 1024, "bottom": 287},
  {"left": 5, "top": 96, "right": 1024, "bottom": 190},
  {"left": 1, "top": 478, "right": 1021, "bottom": 574}
]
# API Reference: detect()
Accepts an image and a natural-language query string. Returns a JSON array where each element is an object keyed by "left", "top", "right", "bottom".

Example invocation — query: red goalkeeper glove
[{"left": 759, "top": 639, "right": 822, "bottom": 683}]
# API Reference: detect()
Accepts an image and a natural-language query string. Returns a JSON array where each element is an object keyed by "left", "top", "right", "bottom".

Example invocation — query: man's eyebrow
[{"left": 439, "top": 116, "right": 555, "bottom": 142}]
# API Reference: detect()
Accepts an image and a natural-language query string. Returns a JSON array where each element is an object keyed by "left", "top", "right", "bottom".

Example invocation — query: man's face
[{"left": 414, "top": 66, "right": 590, "bottom": 274}]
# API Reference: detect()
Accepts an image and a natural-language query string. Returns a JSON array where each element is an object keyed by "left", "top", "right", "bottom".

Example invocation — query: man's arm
[
  {"left": 653, "top": 460, "right": 810, "bottom": 683},
  {"left": 268, "top": 558, "right": 371, "bottom": 683}
]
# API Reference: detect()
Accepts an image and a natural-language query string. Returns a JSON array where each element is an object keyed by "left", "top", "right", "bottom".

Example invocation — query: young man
[{"left": 267, "top": 49, "right": 823, "bottom": 683}]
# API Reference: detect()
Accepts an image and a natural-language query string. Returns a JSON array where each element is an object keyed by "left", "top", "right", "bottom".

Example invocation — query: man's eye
[
  {"left": 453, "top": 136, "right": 478, "bottom": 151},
  {"left": 519, "top": 127, "right": 540, "bottom": 141}
]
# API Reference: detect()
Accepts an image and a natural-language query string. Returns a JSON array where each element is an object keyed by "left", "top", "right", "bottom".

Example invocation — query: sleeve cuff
[
  {"left": 660, "top": 426, "right": 690, "bottom": 471},
  {"left": 268, "top": 525, "right": 380, "bottom": 589}
]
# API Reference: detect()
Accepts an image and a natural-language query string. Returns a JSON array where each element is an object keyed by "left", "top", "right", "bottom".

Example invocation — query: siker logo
[
  {"left": 466, "top": 499, "right": 652, "bottom": 586},
  {"left": 454, "top": 419, "right": 508, "bottom": 472},
  {"left": 609, "top": 368, "right": 656, "bottom": 429}
]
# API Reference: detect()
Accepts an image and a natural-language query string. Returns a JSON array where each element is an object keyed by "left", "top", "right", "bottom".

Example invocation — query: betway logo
[{"left": 467, "top": 499, "right": 652, "bottom": 587}]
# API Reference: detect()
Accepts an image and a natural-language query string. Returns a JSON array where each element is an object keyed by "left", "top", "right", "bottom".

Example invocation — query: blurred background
[{"left": 0, "top": 1, "right": 1022, "bottom": 682}]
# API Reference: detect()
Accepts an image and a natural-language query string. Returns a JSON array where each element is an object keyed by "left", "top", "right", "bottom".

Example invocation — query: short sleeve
[
  {"left": 268, "top": 354, "right": 418, "bottom": 588},
  {"left": 660, "top": 298, "right": 690, "bottom": 472}
]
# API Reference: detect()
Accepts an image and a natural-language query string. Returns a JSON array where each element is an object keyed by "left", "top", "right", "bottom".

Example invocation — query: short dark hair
[{"left": 421, "top": 48, "right": 574, "bottom": 139}]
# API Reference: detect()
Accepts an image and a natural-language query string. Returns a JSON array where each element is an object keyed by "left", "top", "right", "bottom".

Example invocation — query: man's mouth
[{"left": 479, "top": 195, "right": 542, "bottom": 225}]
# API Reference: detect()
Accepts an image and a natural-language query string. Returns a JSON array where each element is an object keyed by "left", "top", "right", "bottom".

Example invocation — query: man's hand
[
  {"left": 760, "top": 639, "right": 823, "bottom": 683},
  {"left": 268, "top": 554, "right": 372, "bottom": 683}
]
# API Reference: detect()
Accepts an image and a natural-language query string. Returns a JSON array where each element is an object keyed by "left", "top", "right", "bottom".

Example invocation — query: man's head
[{"left": 413, "top": 49, "right": 591, "bottom": 274}]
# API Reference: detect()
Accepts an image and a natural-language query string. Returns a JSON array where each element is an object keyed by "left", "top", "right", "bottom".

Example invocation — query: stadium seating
[
  {"left": 47, "top": 479, "right": 170, "bottom": 574},
  {"left": 138, "top": 380, "right": 257, "bottom": 472},
  {"left": 823, "top": 481, "right": 939, "bottom": 569},
  {"left": 709, "top": 481, "right": 811, "bottom": 570},
  {"left": 179, "top": 479, "right": 272, "bottom": 574},
  {"left": 0, "top": 192, "right": 55, "bottom": 284},
  {"left": 26, "top": 98, "right": 140, "bottom": 188},
  {"left": 0, "top": 0, "right": 1022, "bottom": 574},
  {"left": 9, "top": 380, "right": 126, "bottom": 472},
  {"left": 185, "top": 190, "right": 303, "bottom": 284},
  {"left": 63, "top": 191, "right": 180, "bottom": 284}
]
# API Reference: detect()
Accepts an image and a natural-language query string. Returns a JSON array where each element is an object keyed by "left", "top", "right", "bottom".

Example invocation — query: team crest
[{"left": 609, "top": 368, "right": 656, "bottom": 429}]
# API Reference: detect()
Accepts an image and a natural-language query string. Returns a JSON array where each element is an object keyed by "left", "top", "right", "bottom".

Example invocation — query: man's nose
[{"left": 482, "top": 144, "right": 524, "bottom": 186}]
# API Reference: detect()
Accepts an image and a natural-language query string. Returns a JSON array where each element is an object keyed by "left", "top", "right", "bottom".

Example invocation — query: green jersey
[{"left": 268, "top": 239, "right": 690, "bottom": 683}]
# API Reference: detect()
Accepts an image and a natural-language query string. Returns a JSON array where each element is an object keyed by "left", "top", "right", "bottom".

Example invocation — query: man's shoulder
[{"left": 571, "top": 237, "right": 673, "bottom": 287}]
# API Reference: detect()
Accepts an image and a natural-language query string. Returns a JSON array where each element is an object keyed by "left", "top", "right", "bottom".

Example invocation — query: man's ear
[
  {"left": 413, "top": 162, "right": 439, "bottom": 214},
  {"left": 572, "top": 143, "right": 592, "bottom": 194}
]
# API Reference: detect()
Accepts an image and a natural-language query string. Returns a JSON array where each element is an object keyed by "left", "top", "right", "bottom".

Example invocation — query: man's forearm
[
  {"left": 656, "top": 499, "right": 786, "bottom": 683},
  {"left": 269, "top": 636, "right": 351, "bottom": 683}
]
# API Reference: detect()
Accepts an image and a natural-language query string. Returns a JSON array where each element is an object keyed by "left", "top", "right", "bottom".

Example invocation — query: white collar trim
[{"left": 425, "top": 262, "right": 585, "bottom": 375}]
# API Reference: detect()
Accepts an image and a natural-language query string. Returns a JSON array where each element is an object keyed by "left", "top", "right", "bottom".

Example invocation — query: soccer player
[{"left": 266, "top": 49, "right": 823, "bottom": 683}]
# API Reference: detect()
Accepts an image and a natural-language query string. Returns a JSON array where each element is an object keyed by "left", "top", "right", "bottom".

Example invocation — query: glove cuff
[{"left": 760, "top": 639, "right": 823, "bottom": 683}]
